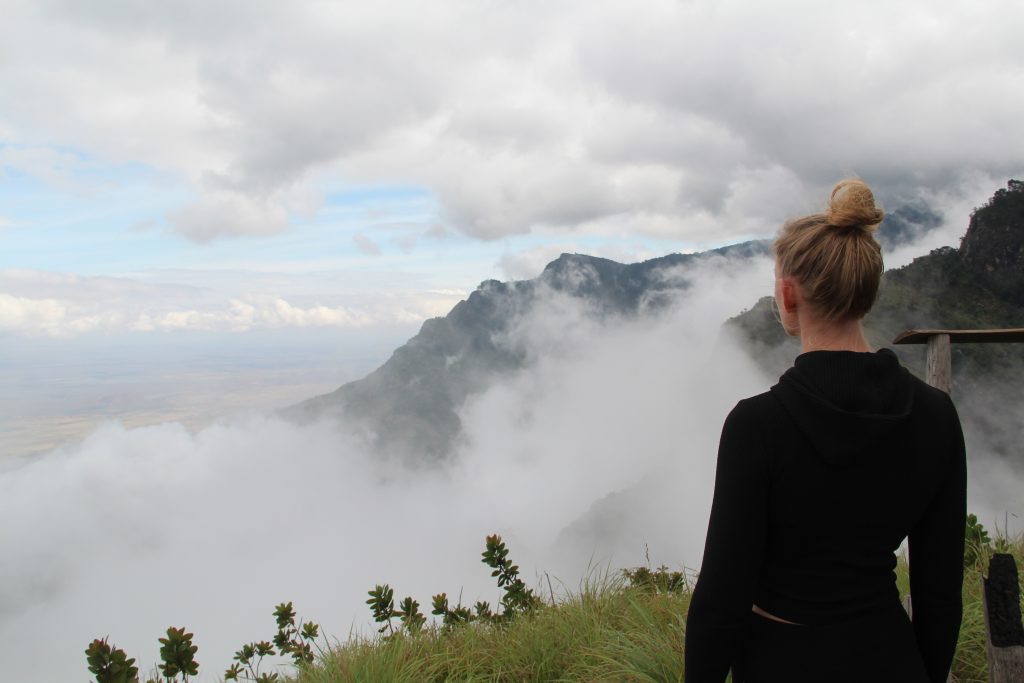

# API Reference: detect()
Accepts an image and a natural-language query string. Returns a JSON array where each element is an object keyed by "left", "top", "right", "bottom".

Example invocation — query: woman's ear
[{"left": 779, "top": 277, "right": 799, "bottom": 313}]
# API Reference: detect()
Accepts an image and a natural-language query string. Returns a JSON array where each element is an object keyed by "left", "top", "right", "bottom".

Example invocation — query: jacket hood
[{"left": 769, "top": 348, "right": 915, "bottom": 465}]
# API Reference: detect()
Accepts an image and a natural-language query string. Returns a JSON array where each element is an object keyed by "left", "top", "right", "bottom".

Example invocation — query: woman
[{"left": 684, "top": 179, "right": 966, "bottom": 682}]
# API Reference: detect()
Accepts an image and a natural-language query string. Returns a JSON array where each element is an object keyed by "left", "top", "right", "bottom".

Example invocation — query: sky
[
  {"left": 2, "top": 0, "right": 1024, "bottom": 679},
  {"left": 3, "top": 1, "right": 1023, "bottom": 291}
]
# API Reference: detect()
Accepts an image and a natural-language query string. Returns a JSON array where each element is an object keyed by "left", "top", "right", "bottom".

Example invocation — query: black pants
[{"left": 733, "top": 604, "right": 931, "bottom": 683}]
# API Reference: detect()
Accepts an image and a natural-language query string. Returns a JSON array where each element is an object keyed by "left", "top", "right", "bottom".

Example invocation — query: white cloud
[
  {"left": 352, "top": 232, "right": 382, "bottom": 256},
  {"left": 497, "top": 246, "right": 576, "bottom": 281},
  {"left": 0, "top": 269, "right": 463, "bottom": 337},
  {"left": 390, "top": 233, "right": 417, "bottom": 254},
  {"left": 0, "top": 290, "right": 384, "bottom": 336},
  {"left": 0, "top": 293, "right": 80, "bottom": 337},
  {"left": 0, "top": 254, "right": 776, "bottom": 681},
  {"left": 0, "top": 146, "right": 99, "bottom": 193},
  {"left": 167, "top": 189, "right": 290, "bottom": 242},
  {"left": 2, "top": 0, "right": 1022, "bottom": 242}
]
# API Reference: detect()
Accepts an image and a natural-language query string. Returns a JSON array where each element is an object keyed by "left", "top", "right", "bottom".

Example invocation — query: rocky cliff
[{"left": 288, "top": 240, "right": 770, "bottom": 460}]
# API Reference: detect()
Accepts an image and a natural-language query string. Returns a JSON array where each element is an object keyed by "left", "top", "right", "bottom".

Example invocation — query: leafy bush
[
  {"left": 622, "top": 565, "right": 689, "bottom": 594},
  {"left": 87, "top": 604, "right": 324, "bottom": 683},
  {"left": 965, "top": 513, "right": 992, "bottom": 568},
  {"left": 85, "top": 627, "right": 198, "bottom": 683},
  {"left": 157, "top": 627, "right": 199, "bottom": 681},
  {"left": 85, "top": 638, "right": 139, "bottom": 683},
  {"left": 224, "top": 602, "right": 324, "bottom": 681},
  {"left": 367, "top": 533, "right": 541, "bottom": 637}
]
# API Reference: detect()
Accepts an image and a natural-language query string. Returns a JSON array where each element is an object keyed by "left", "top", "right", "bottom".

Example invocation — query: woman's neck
[{"left": 798, "top": 316, "right": 872, "bottom": 354}]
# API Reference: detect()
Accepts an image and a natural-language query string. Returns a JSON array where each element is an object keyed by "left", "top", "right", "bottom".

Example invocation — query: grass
[
  {"left": 294, "top": 574, "right": 692, "bottom": 683},
  {"left": 283, "top": 539, "right": 1023, "bottom": 683}
]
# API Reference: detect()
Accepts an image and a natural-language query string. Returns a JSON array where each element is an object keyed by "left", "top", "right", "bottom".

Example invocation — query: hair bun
[{"left": 827, "top": 179, "right": 884, "bottom": 232}]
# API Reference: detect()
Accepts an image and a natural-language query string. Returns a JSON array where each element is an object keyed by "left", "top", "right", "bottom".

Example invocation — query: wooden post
[
  {"left": 926, "top": 333, "right": 952, "bottom": 394},
  {"left": 982, "top": 554, "right": 1024, "bottom": 682}
]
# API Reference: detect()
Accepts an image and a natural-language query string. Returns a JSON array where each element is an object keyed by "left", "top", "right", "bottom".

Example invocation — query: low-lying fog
[{"left": 2, "top": 253, "right": 1021, "bottom": 682}]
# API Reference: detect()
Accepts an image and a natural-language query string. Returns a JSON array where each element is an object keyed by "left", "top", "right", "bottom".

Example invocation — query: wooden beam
[{"left": 893, "top": 328, "right": 1024, "bottom": 345}]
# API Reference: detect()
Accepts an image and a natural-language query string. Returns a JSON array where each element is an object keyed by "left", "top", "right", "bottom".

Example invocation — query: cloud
[
  {"left": 390, "top": 233, "right": 417, "bottom": 254},
  {"left": 0, "top": 293, "right": 91, "bottom": 337},
  {"left": 2, "top": 1, "right": 1022, "bottom": 242},
  {"left": 352, "top": 232, "right": 382, "bottom": 256},
  {"left": 497, "top": 246, "right": 576, "bottom": 281},
  {"left": 0, "top": 254, "right": 771, "bottom": 681},
  {"left": 128, "top": 297, "right": 378, "bottom": 332},
  {"left": 0, "top": 290, "right": 385, "bottom": 336},
  {"left": 0, "top": 269, "right": 463, "bottom": 337},
  {"left": 167, "top": 189, "right": 290, "bottom": 242},
  {"left": 0, "top": 145, "right": 100, "bottom": 193}
]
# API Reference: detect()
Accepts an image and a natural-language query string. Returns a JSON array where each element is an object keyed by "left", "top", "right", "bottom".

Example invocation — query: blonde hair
[{"left": 774, "top": 179, "right": 885, "bottom": 321}]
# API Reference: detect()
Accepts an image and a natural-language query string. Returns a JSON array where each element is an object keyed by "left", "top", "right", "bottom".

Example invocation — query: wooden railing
[
  {"left": 892, "top": 328, "right": 1024, "bottom": 395},
  {"left": 894, "top": 328, "right": 1024, "bottom": 682}
]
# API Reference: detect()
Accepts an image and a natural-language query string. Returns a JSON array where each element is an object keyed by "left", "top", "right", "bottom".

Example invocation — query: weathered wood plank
[
  {"left": 893, "top": 328, "right": 1024, "bottom": 345},
  {"left": 926, "top": 334, "right": 952, "bottom": 394},
  {"left": 982, "top": 554, "right": 1024, "bottom": 683}
]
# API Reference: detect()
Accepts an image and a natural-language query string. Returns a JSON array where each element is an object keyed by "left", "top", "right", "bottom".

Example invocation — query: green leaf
[
  {"left": 274, "top": 602, "right": 296, "bottom": 630},
  {"left": 301, "top": 621, "right": 319, "bottom": 640}
]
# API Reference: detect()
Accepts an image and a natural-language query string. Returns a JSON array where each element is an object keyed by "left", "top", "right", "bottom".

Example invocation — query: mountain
[
  {"left": 291, "top": 179, "right": 1024, "bottom": 468},
  {"left": 960, "top": 179, "right": 1024, "bottom": 307},
  {"left": 282, "top": 180, "right": 1024, "bottom": 567},
  {"left": 288, "top": 240, "right": 770, "bottom": 460}
]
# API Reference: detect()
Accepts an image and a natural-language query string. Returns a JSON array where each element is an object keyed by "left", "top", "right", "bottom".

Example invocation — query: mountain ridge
[
  {"left": 288, "top": 239, "right": 772, "bottom": 459},
  {"left": 291, "top": 180, "right": 1024, "bottom": 467}
]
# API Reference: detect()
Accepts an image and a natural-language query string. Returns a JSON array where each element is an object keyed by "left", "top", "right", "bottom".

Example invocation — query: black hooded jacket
[{"left": 685, "top": 349, "right": 966, "bottom": 682}]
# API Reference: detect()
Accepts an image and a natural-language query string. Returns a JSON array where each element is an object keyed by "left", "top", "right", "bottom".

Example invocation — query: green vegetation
[
  {"left": 296, "top": 571, "right": 690, "bottom": 683},
  {"left": 87, "top": 627, "right": 199, "bottom": 683},
  {"left": 86, "top": 638, "right": 140, "bottom": 683},
  {"left": 299, "top": 540, "right": 1021, "bottom": 683},
  {"left": 89, "top": 527, "right": 1023, "bottom": 683}
]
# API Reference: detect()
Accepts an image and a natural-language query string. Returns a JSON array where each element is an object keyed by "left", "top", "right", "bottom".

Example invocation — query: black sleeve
[
  {"left": 685, "top": 400, "right": 770, "bottom": 683},
  {"left": 908, "top": 395, "right": 966, "bottom": 683}
]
